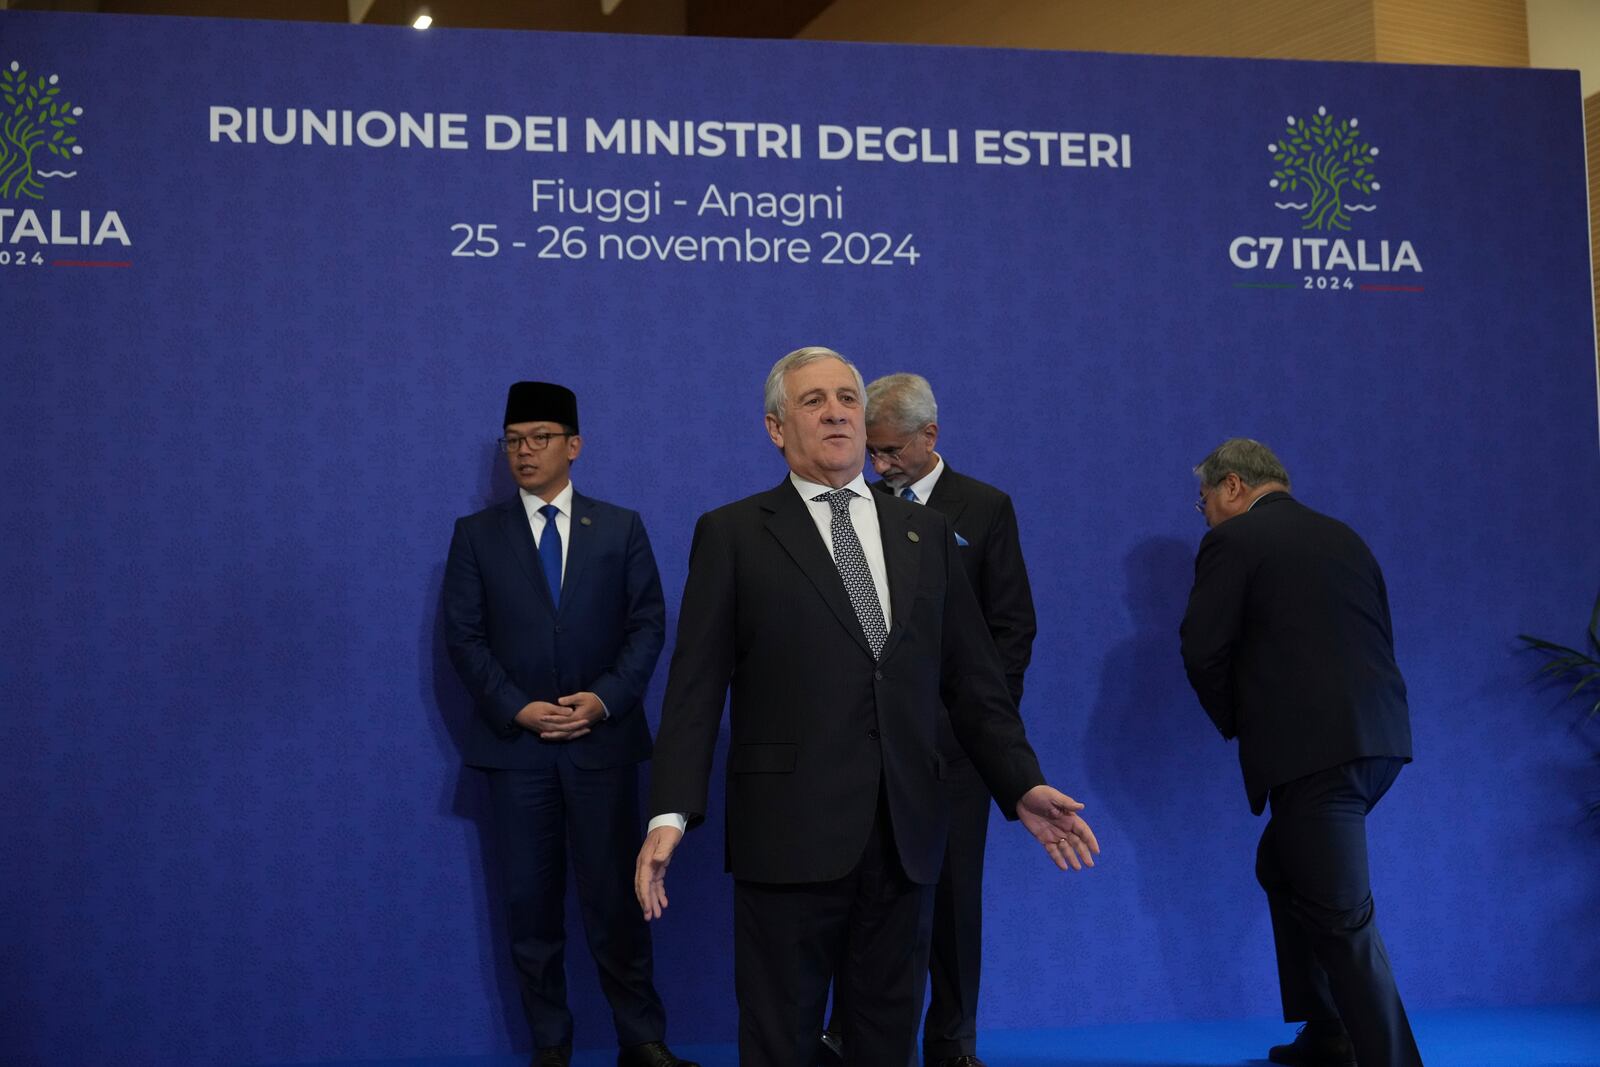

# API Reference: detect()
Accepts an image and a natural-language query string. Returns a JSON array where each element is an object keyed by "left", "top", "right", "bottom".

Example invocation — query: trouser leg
[
  {"left": 736, "top": 795, "right": 935, "bottom": 1067},
  {"left": 838, "top": 800, "right": 936, "bottom": 1067},
  {"left": 486, "top": 767, "right": 572, "bottom": 1050},
  {"left": 1259, "top": 758, "right": 1422, "bottom": 1067},
  {"left": 733, "top": 876, "right": 850, "bottom": 1067},
  {"left": 561, "top": 757, "right": 666, "bottom": 1047},
  {"left": 922, "top": 759, "right": 991, "bottom": 1061}
]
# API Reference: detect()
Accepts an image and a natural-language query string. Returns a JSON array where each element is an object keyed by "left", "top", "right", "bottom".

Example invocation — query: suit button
[
  {"left": 554, "top": 625, "right": 564, "bottom": 634},
  {"left": 868, "top": 729, "right": 880, "bottom": 740},
  {"left": 873, "top": 670, "right": 883, "bottom": 680}
]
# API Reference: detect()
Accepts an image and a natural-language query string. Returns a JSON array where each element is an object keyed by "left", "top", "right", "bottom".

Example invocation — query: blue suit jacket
[{"left": 444, "top": 490, "right": 666, "bottom": 770}]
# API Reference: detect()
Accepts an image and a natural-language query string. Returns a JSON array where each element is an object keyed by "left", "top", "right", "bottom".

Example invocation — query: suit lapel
[
  {"left": 497, "top": 495, "right": 556, "bottom": 613},
  {"left": 875, "top": 491, "right": 919, "bottom": 664},
  {"left": 926, "top": 468, "right": 970, "bottom": 533},
  {"left": 560, "top": 493, "right": 598, "bottom": 608},
  {"left": 761, "top": 480, "right": 875, "bottom": 661}
]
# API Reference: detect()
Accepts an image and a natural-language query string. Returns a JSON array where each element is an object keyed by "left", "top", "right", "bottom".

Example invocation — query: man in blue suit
[{"left": 445, "top": 381, "right": 696, "bottom": 1067}]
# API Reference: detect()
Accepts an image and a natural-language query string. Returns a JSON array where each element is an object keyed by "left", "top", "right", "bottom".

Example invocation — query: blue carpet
[{"left": 278, "top": 1004, "right": 1600, "bottom": 1066}]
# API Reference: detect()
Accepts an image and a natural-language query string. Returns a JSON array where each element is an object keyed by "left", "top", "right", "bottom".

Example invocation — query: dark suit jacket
[
  {"left": 874, "top": 465, "right": 1036, "bottom": 760},
  {"left": 444, "top": 490, "right": 666, "bottom": 771},
  {"left": 1179, "top": 492, "right": 1412, "bottom": 814},
  {"left": 649, "top": 478, "right": 1045, "bottom": 886}
]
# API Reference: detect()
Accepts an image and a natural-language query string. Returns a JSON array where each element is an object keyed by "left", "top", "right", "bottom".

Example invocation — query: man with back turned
[
  {"left": 1180, "top": 437, "right": 1421, "bottom": 1067},
  {"left": 635, "top": 347, "right": 1099, "bottom": 1067}
]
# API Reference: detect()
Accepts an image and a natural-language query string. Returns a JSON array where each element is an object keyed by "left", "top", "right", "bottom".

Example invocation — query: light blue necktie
[
  {"left": 537, "top": 503, "right": 562, "bottom": 604},
  {"left": 900, "top": 486, "right": 919, "bottom": 503}
]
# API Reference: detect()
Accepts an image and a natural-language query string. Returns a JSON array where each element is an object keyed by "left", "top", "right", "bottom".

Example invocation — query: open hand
[
  {"left": 634, "top": 825, "right": 683, "bottom": 920},
  {"left": 1016, "top": 784, "right": 1100, "bottom": 871}
]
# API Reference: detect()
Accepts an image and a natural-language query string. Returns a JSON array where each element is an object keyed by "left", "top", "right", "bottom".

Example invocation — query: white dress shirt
[{"left": 647, "top": 471, "right": 895, "bottom": 836}]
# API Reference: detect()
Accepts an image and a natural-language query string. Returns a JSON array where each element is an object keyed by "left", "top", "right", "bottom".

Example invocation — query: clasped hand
[{"left": 515, "top": 692, "right": 604, "bottom": 740}]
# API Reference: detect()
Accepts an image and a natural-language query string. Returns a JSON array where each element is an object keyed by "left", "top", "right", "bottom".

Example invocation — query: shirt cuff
[
  {"left": 647, "top": 813, "right": 688, "bottom": 834},
  {"left": 598, "top": 696, "right": 610, "bottom": 721}
]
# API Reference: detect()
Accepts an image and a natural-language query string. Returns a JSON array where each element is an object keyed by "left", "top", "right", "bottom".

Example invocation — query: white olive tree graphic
[
  {"left": 1, "top": 61, "right": 84, "bottom": 200},
  {"left": 1269, "top": 106, "right": 1378, "bottom": 232}
]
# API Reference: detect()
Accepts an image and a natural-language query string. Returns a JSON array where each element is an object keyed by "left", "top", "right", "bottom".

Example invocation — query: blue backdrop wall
[{"left": 2, "top": 11, "right": 1598, "bottom": 1066}]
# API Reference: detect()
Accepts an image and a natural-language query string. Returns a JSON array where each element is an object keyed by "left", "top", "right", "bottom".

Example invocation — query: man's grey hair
[
  {"left": 865, "top": 373, "right": 938, "bottom": 433},
  {"left": 1194, "top": 437, "right": 1292, "bottom": 490},
  {"left": 764, "top": 346, "right": 866, "bottom": 420}
]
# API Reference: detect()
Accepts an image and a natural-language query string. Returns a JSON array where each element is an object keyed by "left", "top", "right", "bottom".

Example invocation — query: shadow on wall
[{"left": 1083, "top": 536, "right": 1266, "bottom": 1016}]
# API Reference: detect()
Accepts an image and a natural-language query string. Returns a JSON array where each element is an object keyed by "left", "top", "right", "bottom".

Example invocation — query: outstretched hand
[
  {"left": 634, "top": 825, "right": 683, "bottom": 921},
  {"left": 1016, "top": 785, "right": 1100, "bottom": 871}
]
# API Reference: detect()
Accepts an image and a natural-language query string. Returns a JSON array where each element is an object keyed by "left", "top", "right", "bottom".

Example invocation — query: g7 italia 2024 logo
[
  {"left": 1229, "top": 106, "right": 1421, "bottom": 294},
  {"left": 1, "top": 59, "right": 130, "bottom": 268}
]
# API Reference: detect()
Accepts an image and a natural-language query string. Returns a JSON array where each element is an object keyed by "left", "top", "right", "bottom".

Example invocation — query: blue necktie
[
  {"left": 900, "top": 486, "right": 919, "bottom": 503},
  {"left": 537, "top": 503, "right": 562, "bottom": 605}
]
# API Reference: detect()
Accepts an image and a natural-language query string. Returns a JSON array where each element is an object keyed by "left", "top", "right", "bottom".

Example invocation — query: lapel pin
[
  {"left": 907, "top": 530, "right": 920, "bottom": 543},
  {"left": 580, "top": 516, "right": 593, "bottom": 526}
]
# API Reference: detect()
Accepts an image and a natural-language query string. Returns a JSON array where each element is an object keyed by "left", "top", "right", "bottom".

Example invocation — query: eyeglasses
[
  {"left": 497, "top": 432, "right": 573, "bottom": 453},
  {"left": 866, "top": 435, "right": 920, "bottom": 462},
  {"left": 1194, "top": 487, "right": 1211, "bottom": 514}
]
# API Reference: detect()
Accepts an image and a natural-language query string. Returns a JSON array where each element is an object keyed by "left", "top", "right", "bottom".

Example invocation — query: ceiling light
[{"left": 413, "top": 12, "right": 433, "bottom": 29}]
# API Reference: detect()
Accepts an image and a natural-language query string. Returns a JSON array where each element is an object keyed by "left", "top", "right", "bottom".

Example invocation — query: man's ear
[{"left": 765, "top": 413, "right": 785, "bottom": 450}]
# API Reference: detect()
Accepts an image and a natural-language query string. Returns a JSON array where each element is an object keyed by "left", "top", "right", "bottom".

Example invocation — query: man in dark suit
[
  {"left": 634, "top": 348, "right": 1098, "bottom": 1067},
  {"left": 1179, "top": 438, "right": 1420, "bottom": 1067},
  {"left": 818, "top": 372, "right": 1036, "bottom": 1067},
  {"left": 444, "top": 381, "right": 697, "bottom": 1067}
]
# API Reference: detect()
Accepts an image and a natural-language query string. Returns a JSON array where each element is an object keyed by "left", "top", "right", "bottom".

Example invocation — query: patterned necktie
[
  {"left": 815, "top": 489, "right": 888, "bottom": 659},
  {"left": 537, "top": 503, "right": 562, "bottom": 604},
  {"left": 900, "top": 486, "right": 919, "bottom": 503}
]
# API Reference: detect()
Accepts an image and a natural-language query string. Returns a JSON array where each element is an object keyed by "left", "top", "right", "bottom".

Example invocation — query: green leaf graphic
[{"left": 1, "top": 61, "right": 87, "bottom": 199}]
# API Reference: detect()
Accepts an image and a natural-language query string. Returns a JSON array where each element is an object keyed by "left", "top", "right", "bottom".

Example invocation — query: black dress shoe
[
  {"left": 1268, "top": 1021, "right": 1356, "bottom": 1065},
  {"left": 532, "top": 1046, "right": 571, "bottom": 1067},
  {"left": 817, "top": 1029, "right": 844, "bottom": 1067},
  {"left": 927, "top": 1056, "right": 987, "bottom": 1067},
  {"left": 617, "top": 1039, "right": 700, "bottom": 1067}
]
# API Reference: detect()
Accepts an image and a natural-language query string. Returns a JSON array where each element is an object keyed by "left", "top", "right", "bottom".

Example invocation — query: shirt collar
[
  {"left": 904, "top": 454, "right": 945, "bottom": 502},
  {"left": 789, "top": 470, "right": 873, "bottom": 503},
  {"left": 521, "top": 480, "right": 575, "bottom": 518}
]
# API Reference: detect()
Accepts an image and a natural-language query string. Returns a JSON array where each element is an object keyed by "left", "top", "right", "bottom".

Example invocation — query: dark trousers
[
  {"left": 830, "top": 758, "right": 991, "bottom": 1059},
  {"left": 922, "top": 758, "right": 992, "bottom": 1059},
  {"left": 486, "top": 759, "right": 666, "bottom": 1051},
  {"left": 1257, "top": 757, "right": 1422, "bottom": 1067},
  {"left": 736, "top": 798, "right": 936, "bottom": 1067}
]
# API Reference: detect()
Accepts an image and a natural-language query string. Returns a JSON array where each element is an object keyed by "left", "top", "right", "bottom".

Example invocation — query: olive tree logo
[
  {"left": 1268, "top": 106, "right": 1378, "bottom": 232},
  {"left": 1, "top": 60, "right": 84, "bottom": 201}
]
